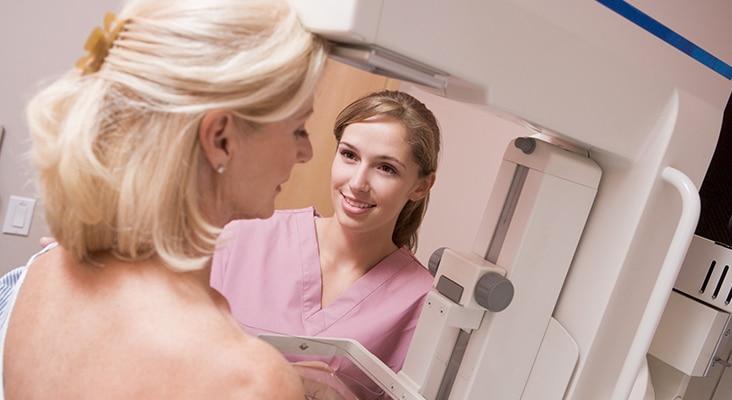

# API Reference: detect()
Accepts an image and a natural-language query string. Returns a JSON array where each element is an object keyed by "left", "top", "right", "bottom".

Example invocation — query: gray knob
[
  {"left": 427, "top": 247, "right": 446, "bottom": 277},
  {"left": 475, "top": 272, "right": 514, "bottom": 312},
  {"left": 514, "top": 137, "right": 536, "bottom": 154}
]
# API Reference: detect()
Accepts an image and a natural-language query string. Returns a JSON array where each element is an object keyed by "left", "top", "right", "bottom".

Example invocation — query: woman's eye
[
  {"left": 294, "top": 129, "right": 309, "bottom": 138},
  {"left": 340, "top": 150, "right": 356, "bottom": 160},
  {"left": 380, "top": 164, "right": 397, "bottom": 174}
]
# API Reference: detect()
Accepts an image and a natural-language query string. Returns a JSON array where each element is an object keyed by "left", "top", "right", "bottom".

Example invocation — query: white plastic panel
[
  {"left": 286, "top": 0, "right": 383, "bottom": 44},
  {"left": 522, "top": 318, "right": 579, "bottom": 399},
  {"left": 289, "top": 0, "right": 731, "bottom": 160},
  {"left": 649, "top": 290, "right": 731, "bottom": 377}
]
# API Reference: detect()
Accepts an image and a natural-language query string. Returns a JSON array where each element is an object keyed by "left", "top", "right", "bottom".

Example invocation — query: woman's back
[{"left": 3, "top": 246, "right": 303, "bottom": 399}]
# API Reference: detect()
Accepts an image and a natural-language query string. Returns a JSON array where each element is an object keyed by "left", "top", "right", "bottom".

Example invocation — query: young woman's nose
[{"left": 349, "top": 167, "right": 370, "bottom": 192}]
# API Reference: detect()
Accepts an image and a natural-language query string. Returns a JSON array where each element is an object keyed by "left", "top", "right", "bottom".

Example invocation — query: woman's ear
[
  {"left": 199, "top": 110, "right": 234, "bottom": 171},
  {"left": 409, "top": 172, "right": 436, "bottom": 201}
]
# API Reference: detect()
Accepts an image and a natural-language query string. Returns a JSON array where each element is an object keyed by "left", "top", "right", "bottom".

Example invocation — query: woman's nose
[
  {"left": 296, "top": 136, "right": 313, "bottom": 163},
  {"left": 349, "top": 167, "right": 370, "bottom": 192}
]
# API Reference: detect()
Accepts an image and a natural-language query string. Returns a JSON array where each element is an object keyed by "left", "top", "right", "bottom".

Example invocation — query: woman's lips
[{"left": 341, "top": 193, "right": 375, "bottom": 213}]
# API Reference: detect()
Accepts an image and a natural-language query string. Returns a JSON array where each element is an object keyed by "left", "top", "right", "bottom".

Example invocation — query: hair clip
[{"left": 75, "top": 12, "right": 125, "bottom": 75}]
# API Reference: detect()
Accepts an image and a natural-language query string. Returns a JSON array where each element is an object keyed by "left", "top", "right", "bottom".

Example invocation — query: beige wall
[{"left": 275, "top": 60, "right": 399, "bottom": 216}]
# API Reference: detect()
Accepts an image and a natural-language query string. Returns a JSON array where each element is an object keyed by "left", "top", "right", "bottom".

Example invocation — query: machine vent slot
[
  {"left": 701, "top": 260, "right": 716, "bottom": 293},
  {"left": 726, "top": 285, "right": 732, "bottom": 305},
  {"left": 712, "top": 265, "right": 729, "bottom": 299}
]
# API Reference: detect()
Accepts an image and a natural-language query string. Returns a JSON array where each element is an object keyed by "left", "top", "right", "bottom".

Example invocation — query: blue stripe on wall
[{"left": 597, "top": 0, "right": 732, "bottom": 80}]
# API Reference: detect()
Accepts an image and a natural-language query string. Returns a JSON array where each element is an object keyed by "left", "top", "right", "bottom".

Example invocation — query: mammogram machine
[{"left": 264, "top": 1, "right": 732, "bottom": 398}]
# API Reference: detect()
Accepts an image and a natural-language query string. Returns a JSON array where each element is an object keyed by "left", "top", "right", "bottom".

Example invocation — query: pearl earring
[{"left": 216, "top": 165, "right": 226, "bottom": 174}]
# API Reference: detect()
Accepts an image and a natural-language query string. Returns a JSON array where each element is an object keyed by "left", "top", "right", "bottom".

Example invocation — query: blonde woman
[{"left": 0, "top": 0, "right": 327, "bottom": 398}]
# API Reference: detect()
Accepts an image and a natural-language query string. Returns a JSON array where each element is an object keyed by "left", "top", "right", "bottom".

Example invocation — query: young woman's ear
[
  {"left": 199, "top": 110, "right": 234, "bottom": 172},
  {"left": 409, "top": 172, "right": 436, "bottom": 201}
]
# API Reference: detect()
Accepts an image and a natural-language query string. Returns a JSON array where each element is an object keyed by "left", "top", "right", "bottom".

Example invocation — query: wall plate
[{"left": 2, "top": 195, "right": 36, "bottom": 236}]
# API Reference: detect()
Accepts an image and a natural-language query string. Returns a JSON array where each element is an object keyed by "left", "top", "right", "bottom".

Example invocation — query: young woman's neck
[{"left": 315, "top": 217, "right": 398, "bottom": 272}]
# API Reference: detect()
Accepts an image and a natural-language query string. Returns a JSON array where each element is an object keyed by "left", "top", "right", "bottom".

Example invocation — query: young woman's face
[
  {"left": 330, "top": 116, "right": 431, "bottom": 237},
  {"left": 225, "top": 98, "right": 315, "bottom": 220}
]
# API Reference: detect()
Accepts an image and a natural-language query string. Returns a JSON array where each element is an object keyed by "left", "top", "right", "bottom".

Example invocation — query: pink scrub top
[{"left": 210, "top": 207, "right": 434, "bottom": 399}]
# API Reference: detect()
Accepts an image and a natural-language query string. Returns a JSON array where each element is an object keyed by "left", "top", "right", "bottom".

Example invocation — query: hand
[{"left": 292, "top": 362, "right": 359, "bottom": 400}]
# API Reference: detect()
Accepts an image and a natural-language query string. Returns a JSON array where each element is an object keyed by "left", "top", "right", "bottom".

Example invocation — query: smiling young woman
[{"left": 211, "top": 90, "right": 441, "bottom": 399}]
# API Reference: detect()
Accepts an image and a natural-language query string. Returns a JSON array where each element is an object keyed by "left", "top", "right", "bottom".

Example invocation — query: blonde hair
[
  {"left": 334, "top": 91, "right": 441, "bottom": 251},
  {"left": 26, "top": 0, "right": 328, "bottom": 271}
]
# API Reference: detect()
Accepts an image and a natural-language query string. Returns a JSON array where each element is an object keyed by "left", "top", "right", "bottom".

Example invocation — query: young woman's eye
[
  {"left": 340, "top": 150, "right": 356, "bottom": 160},
  {"left": 379, "top": 164, "right": 397, "bottom": 175},
  {"left": 294, "top": 129, "right": 309, "bottom": 138}
]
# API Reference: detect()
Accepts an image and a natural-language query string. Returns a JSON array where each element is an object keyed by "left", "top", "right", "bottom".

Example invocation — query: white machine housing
[
  {"left": 400, "top": 136, "right": 600, "bottom": 399},
  {"left": 287, "top": 0, "right": 732, "bottom": 398}
]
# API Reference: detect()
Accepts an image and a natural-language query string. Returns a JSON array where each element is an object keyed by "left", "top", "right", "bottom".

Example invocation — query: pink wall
[
  {"left": 400, "top": 84, "right": 531, "bottom": 265},
  {"left": 0, "top": 0, "right": 120, "bottom": 272}
]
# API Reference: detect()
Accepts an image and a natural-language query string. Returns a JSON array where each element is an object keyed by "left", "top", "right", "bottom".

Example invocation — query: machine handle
[
  {"left": 612, "top": 166, "right": 701, "bottom": 400},
  {"left": 714, "top": 357, "right": 732, "bottom": 368}
]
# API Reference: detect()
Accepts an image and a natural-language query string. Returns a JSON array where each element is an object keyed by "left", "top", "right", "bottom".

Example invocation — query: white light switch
[
  {"left": 3, "top": 196, "right": 36, "bottom": 236},
  {"left": 12, "top": 204, "right": 28, "bottom": 228}
]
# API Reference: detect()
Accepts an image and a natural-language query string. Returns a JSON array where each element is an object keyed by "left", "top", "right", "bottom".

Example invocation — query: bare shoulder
[
  {"left": 205, "top": 331, "right": 305, "bottom": 400},
  {"left": 200, "top": 285, "right": 305, "bottom": 399},
  {"left": 4, "top": 248, "right": 304, "bottom": 399}
]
